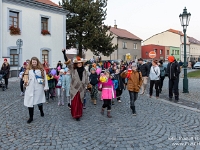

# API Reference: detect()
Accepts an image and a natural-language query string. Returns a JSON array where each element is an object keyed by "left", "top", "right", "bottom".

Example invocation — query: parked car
[{"left": 193, "top": 62, "right": 200, "bottom": 69}]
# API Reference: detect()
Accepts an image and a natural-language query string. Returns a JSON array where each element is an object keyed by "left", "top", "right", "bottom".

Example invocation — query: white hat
[{"left": 73, "top": 56, "right": 87, "bottom": 63}]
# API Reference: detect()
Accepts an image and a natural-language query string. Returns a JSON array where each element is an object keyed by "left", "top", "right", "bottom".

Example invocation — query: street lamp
[{"left": 179, "top": 7, "right": 191, "bottom": 93}]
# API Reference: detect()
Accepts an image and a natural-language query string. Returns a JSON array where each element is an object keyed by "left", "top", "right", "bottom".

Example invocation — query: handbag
[{"left": 33, "top": 70, "right": 44, "bottom": 84}]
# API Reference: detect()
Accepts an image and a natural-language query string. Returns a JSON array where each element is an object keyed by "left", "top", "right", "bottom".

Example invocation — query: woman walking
[
  {"left": 121, "top": 63, "right": 143, "bottom": 116},
  {"left": 1, "top": 58, "right": 10, "bottom": 89},
  {"left": 62, "top": 49, "right": 88, "bottom": 121},
  {"left": 149, "top": 60, "right": 160, "bottom": 99},
  {"left": 23, "top": 57, "right": 49, "bottom": 123}
]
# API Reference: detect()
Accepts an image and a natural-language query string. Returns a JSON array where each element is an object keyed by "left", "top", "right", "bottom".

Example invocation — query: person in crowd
[
  {"left": 110, "top": 73, "right": 118, "bottom": 105},
  {"left": 26, "top": 59, "right": 30, "bottom": 66},
  {"left": 62, "top": 67, "right": 71, "bottom": 109},
  {"left": 179, "top": 60, "right": 183, "bottom": 72},
  {"left": 149, "top": 60, "right": 160, "bottom": 99},
  {"left": 89, "top": 67, "right": 98, "bottom": 105},
  {"left": 19, "top": 62, "right": 27, "bottom": 96},
  {"left": 103, "top": 61, "right": 111, "bottom": 70},
  {"left": 167, "top": 56, "right": 180, "bottom": 102},
  {"left": 1, "top": 58, "right": 10, "bottom": 89},
  {"left": 23, "top": 57, "right": 49, "bottom": 123},
  {"left": 121, "top": 63, "right": 143, "bottom": 116},
  {"left": 114, "top": 68, "right": 124, "bottom": 103},
  {"left": 54, "top": 69, "right": 64, "bottom": 106},
  {"left": 45, "top": 69, "right": 56, "bottom": 103},
  {"left": 158, "top": 60, "right": 166, "bottom": 93},
  {"left": 62, "top": 49, "right": 88, "bottom": 121},
  {"left": 56, "top": 60, "right": 63, "bottom": 75},
  {"left": 99, "top": 71, "right": 115, "bottom": 118},
  {"left": 188, "top": 61, "right": 192, "bottom": 69},
  {"left": 137, "top": 58, "right": 149, "bottom": 95}
]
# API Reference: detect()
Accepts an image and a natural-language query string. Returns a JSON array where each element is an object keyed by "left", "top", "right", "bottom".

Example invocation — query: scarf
[{"left": 77, "top": 66, "right": 84, "bottom": 81}]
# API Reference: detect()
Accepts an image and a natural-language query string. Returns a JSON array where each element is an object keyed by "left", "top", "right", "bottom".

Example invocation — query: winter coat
[
  {"left": 114, "top": 73, "right": 124, "bottom": 90},
  {"left": 149, "top": 66, "right": 160, "bottom": 80},
  {"left": 1, "top": 63, "right": 10, "bottom": 78},
  {"left": 167, "top": 61, "right": 180, "bottom": 80},
  {"left": 89, "top": 73, "right": 98, "bottom": 86},
  {"left": 54, "top": 75, "right": 62, "bottom": 88},
  {"left": 121, "top": 70, "right": 143, "bottom": 92},
  {"left": 24, "top": 69, "right": 49, "bottom": 107},
  {"left": 66, "top": 63, "right": 88, "bottom": 103},
  {"left": 62, "top": 74, "right": 71, "bottom": 97},
  {"left": 99, "top": 78, "right": 115, "bottom": 100},
  {"left": 47, "top": 75, "right": 55, "bottom": 89},
  {"left": 138, "top": 63, "right": 149, "bottom": 77}
]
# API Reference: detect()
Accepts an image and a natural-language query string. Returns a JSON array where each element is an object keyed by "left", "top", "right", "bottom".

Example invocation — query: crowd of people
[{"left": 0, "top": 50, "right": 182, "bottom": 123}]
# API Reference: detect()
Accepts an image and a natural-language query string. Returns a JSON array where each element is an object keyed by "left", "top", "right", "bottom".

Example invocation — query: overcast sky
[{"left": 52, "top": 0, "right": 200, "bottom": 41}]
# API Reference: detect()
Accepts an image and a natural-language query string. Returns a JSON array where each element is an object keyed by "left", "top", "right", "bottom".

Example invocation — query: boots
[
  {"left": 38, "top": 105, "right": 44, "bottom": 117},
  {"left": 107, "top": 110, "right": 112, "bottom": 118},
  {"left": 93, "top": 100, "right": 97, "bottom": 105},
  {"left": 27, "top": 107, "right": 34, "bottom": 123},
  {"left": 101, "top": 108, "right": 104, "bottom": 115},
  {"left": 131, "top": 106, "right": 136, "bottom": 116}
]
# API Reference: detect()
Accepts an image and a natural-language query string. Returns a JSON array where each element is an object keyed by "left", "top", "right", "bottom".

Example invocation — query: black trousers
[
  {"left": 4, "top": 78, "right": 8, "bottom": 86},
  {"left": 20, "top": 79, "right": 24, "bottom": 92},
  {"left": 169, "top": 78, "right": 179, "bottom": 100},
  {"left": 129, "top": 91, "right": 138, "bottom": 107},
  {"left": 102, "top": 100, "right": 111, "bottom": 110},
  {"left": 159, "top": 76, "right": 165, "bottom": 90},
  {"left": 116, "top": 90, "right": 123, "bottom": 100},
  {"left": 149, "top": 80, "right": 160, "bottom": 97}
]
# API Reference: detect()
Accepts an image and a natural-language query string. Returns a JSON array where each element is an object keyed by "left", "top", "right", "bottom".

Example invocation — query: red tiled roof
[
  {"left": 189, "top": 37, "right": 200, "bottom": 45},
  {"left": 35, "top": 0, "right": 60, "bottom": 7},
  {"left": 110, "top": 27, "right": 142, "bottom": 41},
  {"left": 167, "top": 29, "right": 183, "bottom": 36}
]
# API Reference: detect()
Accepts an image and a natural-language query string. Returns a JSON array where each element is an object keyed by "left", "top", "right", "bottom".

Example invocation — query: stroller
[{"left": 0, "top": 70, "right": 6, "bottom": 91}]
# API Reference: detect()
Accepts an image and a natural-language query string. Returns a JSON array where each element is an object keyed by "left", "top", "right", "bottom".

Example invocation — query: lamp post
[{"left": 179, "top": 7, "right": 191, "bottom": 93}]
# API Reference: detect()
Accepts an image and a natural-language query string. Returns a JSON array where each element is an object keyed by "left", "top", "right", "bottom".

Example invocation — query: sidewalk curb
[{"left": 147, "top": 94, "right": 200, "bottom": 113}]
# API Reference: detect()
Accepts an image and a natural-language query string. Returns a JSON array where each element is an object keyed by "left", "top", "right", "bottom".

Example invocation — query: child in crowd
[
  {"left": 89, "top": 67, "right": 99, "bottom": 105},
  {"left": 62, "top": 67, "right": 71, "bottom": 108},
  {"left": 110, "top": 73, "right": 118, "bottom": 105},
  {"left": 99, "top": 71, "right": 115, "bottom": 118},
  {"left": 54, "top": 69, "right": 64, "bottom": 106},
  {"left": 114, "top": 69, "right": 124, "bottom": 103},
  {"left": 45, "top": 69, "right": 56, "bottom": 103}
]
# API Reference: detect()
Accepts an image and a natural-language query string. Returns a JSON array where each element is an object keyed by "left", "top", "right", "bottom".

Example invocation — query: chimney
[{"left": 114, "top": 20, "right": 117, "bottom": 29}]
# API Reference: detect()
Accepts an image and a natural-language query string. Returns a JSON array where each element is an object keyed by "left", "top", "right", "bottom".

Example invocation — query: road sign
[
  {"left": 16, "top": 39, "right": 23, "bottom": 47},
  {"left": 149, "top": 51, "right": 156, "bottom": 58}
]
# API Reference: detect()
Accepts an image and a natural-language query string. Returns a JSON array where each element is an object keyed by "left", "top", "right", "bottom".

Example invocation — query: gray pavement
[{"left": 0, "top": 77, "right": 200, "bottom": 150}]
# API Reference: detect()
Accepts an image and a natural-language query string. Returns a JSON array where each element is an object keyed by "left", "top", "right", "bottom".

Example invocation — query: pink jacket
[{"left": 99, "top": 79, "right": 115, "bottom": 100}]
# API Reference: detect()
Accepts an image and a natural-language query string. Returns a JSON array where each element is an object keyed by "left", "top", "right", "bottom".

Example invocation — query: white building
[{"left": 0, "top": 0, "right": 68, "bottom": 76}]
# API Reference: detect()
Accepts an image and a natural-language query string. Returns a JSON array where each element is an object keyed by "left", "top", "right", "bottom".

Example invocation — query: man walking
[
  {"left": 138, "top": 58, "right": 149, "bottom": 95},
  {"left": 167, "top": 56, "right": 180, "bottom": 102}
]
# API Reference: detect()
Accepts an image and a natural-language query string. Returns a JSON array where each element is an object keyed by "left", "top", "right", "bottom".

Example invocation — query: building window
[
  {"left": 134, "top": 43, "right": 137, "bottom": 49},
  {"left": 160, "top": 49, "right": 163, "bottom": 54},
  {"left": 154, "top": 49, "right": 157, "bottom": 53},
  {"left": 167, "top": 50, "right": 169, "bottom": 55},
  {"left": 9, "top": 11, "right": 19, "bottom": 28},
  {"left": 172, "top": 50, "right": 174, "bottom": 55},
  {"left": 41, "top": 17, "right": 48, "bottom": 31},
  {"left": 122, "top": 42, "right": 127, "bottom": 49},
  {"left": 10, "top": 49, "right": 18, "bottom": 66},
  {"left": 42, "top": 50, "right": 49, "bottom": 63}
]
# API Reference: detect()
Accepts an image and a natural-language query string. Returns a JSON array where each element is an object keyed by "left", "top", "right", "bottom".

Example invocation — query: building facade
[
  {"left": 143, "top": 29, "right": 190, "bottom": 62},
  {"left": 85, "top": 25, "right": 142, "bottom": 61},
  {"left": 141, "top": 44, "right": 165, "bottom": 61},
  {"left": 0, "top": 0, "right": 68, "bottom": 76},
  {"left": 188, "top": 37, "right": 200, "bottom": 62}
]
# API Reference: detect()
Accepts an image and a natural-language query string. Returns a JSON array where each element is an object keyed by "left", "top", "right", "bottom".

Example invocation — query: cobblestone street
[{"left": 0, "top": 77, "right": 200, "bottom": 150}]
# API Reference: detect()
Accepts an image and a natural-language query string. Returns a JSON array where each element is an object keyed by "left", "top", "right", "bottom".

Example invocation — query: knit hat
[
  {"left": 90, "top": 67, "right": 96, "bottom": 72},
  {"left": 4, "top": 58, "right": 7, "bottom": 61},
  {"left": 168, "top": 56, "right": 175, "bottom": 63},
  {"left": 23, "top": 62, "right": 27, "bottom": 65},
  {"left": 131, "top": 63, "right": 137, "bottom": 67},
  {"left": 60, "top": 69, "right": 65, "bottom": 73}
]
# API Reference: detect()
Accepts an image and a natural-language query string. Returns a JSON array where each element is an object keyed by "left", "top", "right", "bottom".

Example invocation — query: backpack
[{"left": 160, "top": 66, "right": 166, "bottom": 77}]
